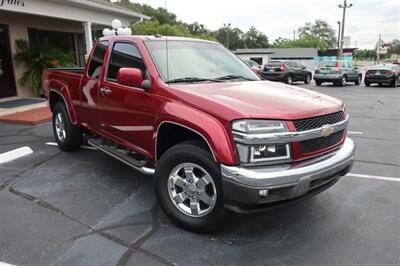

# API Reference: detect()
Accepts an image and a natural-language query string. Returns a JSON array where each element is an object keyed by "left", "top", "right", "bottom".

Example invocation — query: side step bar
[{"left": 87, "top": 138, "right": 155, "bottom": 175}]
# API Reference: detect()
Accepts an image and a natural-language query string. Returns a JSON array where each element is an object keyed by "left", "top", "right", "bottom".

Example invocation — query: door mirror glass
[{"left": 117, "top": 68, "right": 143, "bottom": 88}]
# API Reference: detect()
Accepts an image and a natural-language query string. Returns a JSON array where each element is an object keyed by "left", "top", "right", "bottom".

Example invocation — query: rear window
[
  {"left": 318, "top": 61, "right": 337, "bottom": 68},
  {"left": 87, "top": 41, "right": 109, "bottom": 78},
  {"left": 373, "top": 64, "right": 397, "bottom": 70},
  {"left": 266, "top": 62, "right": 282, "bottom": 67}
]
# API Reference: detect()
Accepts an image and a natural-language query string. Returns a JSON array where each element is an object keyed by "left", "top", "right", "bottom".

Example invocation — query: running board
[{"left": 87, "top": 138, "right": 155, "bottom": 175}]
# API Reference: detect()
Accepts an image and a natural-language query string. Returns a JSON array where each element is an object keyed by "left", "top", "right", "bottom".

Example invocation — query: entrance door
[{"left": 0, "top": 24, "right": 17, "bottom": 98}]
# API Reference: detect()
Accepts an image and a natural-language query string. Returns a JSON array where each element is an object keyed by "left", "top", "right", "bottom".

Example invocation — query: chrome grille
[
  {"left": 294, "top": 112, "right": 345, "bottom": 131},
  {"left": 300, "top": 130, "right": 344, "bottom": 153}
]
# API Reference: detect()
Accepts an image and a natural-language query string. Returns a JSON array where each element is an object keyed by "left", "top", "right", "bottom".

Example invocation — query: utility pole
[
  {"left": 338, "top": 0, "right": 353, "bottom": 59},
  {"left": 293, "top": 30, "right": 296, "bottom": 41},
  {"left": 223, "top": 23, "right": 231, "bottom": 50},
  {"left": 337, "top": 21, "right": 341, "bottom": 59}
]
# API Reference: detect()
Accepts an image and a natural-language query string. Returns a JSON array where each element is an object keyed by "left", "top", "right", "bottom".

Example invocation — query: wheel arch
[{"left": 48, "top": 89, "right": 78, "bottom": 125}]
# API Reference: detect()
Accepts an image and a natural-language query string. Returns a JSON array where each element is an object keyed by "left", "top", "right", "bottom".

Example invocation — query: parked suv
[
  {"left": 314, "top": 60, "right": 362, "bottom": 86},
  {"left": 261, "top": 61, "right": 312, "bottom": 84}
]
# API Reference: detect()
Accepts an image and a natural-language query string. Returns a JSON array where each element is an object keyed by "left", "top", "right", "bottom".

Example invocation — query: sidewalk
[{"left": 0, "top": 97, "right": 51, "bottom": 125}]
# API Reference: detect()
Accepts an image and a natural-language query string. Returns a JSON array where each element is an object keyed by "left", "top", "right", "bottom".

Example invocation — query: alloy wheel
[
  {"left": 55, "top": 113, "right": 66, "bottom": 142},
  {"left": 167, "top": 163, "right": 217, "bottom": 217}
]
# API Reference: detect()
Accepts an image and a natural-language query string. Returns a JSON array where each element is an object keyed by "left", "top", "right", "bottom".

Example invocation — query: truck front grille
[
  {"left": 300, "top": 130, "right": 344, "bottom": 153},
  {"left": 294, "top": 112, "right": 345, "bottom": 131}
]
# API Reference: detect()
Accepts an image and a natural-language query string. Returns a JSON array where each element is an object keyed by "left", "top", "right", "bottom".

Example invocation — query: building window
[{"left": 27, "top": 28, "right": 85, "bottom": 66}]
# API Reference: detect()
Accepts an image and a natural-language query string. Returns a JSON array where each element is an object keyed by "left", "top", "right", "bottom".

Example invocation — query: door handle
[{"left": 100, "top": 87, "right": 111, "bottom": 96}]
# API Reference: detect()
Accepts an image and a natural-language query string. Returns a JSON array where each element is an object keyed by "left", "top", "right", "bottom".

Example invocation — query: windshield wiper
[
  {"left": 166, "top": 77, "right": 222, "bottom": 84},
  {"left": 214, "top": 75, "right": 257, "bottom": 81}
]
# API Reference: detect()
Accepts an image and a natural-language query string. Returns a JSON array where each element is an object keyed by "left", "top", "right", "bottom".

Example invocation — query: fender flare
[
  {"left": 155, "top": 102, "right": 238, "bottom": 165},
  {"left": 48, "top": 85, "right": 78, "bottom": 125}
]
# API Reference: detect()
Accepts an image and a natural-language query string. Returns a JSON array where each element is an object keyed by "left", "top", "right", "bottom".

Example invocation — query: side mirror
[{"left": 117, "top": 68, "right": 144, "bottom": 88}]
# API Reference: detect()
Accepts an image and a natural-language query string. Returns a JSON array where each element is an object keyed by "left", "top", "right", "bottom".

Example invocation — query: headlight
[
  {"left": 232, "top": 120, "right": 292, "bottom": 165},
  {"left": 232, "top": 120, "right": 287, "bottom": 134}
]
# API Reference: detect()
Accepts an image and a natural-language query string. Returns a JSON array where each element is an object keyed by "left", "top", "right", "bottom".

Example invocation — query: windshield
[
  {"left": 373, "top": 64, "right": 397, "bottom": 70},
  {"left": 145, "top": 40, "right": 259, "bottom": 83}
]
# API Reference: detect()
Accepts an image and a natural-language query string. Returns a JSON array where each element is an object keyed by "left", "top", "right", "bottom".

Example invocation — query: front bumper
[{"left": 221, "top": 137, "right": 356, "bottom": 212}]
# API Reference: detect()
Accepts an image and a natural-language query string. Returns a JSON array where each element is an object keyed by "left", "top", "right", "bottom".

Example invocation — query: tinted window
[
  {"left": 88, "top": 41, "right": 109, "bottom": 78},
  {"left": 107, "top": 42, "right": 145, "bottom": 80},
  {"left": 318, "top": 61, "right": 336, "bottom": 68}
]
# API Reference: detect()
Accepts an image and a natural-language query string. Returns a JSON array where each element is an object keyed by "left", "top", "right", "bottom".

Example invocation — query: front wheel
[
  {"left": 154, "top": 141, "right": 229, "bottom": 232},
  {"left": 52, "top": 103, "right": 82, "bottom": 152},
  {"left": 392, "top": 77, "right": 399, "bottom": 87}
]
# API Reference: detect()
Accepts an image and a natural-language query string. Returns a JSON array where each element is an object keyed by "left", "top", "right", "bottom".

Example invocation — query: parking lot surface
[{"left": 1, "top": 82, "right": 399, "bottom": 265}]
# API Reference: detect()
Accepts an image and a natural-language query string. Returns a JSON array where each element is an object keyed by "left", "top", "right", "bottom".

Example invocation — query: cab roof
[{"left": 99, "top": 35, "right": 217, "bottom": 44}]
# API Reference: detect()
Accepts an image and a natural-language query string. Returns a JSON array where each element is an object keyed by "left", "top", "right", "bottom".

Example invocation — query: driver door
[{"left": 98, "top": 41, "right": 156, "bottom": 156}]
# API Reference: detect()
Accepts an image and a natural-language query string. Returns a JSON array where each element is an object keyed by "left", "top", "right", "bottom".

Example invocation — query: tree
[
  {"left": 388, "top": 39, "right": 400, "bottom": 56},
  {"left": 272, "top": 37, "right": 292, "bottom": 48},
  {"left": 243, "top": 26, "right": 269, "bottom": 48},
  {"left": 214, "top": 27, "right": 245, "bottom": 50},
  {"left": 271, "top": 35, "right": 328, "bottom": 51},
  {"left": 298, "top": 20, "right": 336, "bottom": 48}
]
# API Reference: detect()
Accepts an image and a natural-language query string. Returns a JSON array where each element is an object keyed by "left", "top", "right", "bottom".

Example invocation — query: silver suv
[{"left": 314, "top": 60, "right": 362, "bottom": 86}]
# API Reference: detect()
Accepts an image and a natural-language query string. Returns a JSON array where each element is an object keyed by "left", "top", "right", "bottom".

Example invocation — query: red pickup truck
[{"left": 43, "top": 35, "right": 356, "bottom": 232}]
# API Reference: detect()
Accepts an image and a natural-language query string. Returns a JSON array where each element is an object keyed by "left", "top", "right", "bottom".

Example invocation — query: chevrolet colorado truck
[{"left": 43, "top": 36, "right": 356, "bottom": 232}]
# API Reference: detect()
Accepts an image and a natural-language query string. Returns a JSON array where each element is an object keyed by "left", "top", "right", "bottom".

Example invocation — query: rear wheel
[
  {"left": 154, "top": 141, "right": 228, "bottom": 232},
  {"left": 365, "top": 82, "right": 370, "bottom": 87},
  {"left": 339, "top": 76, "right": 347, "bottom": 87},
  {"left": 52, "top": 103, "right": 82, "bottom": 152},
  {"left": 285, "top": 74, "right": 293, "bottom": 85},
  {"left": 392, "top": 77, "right": 399, "bottom": 87},
  {"left": 304, "top": 74, "right": 311, "bottom": 84},
  {"left": 355, "top": 75, "right": 362, "bottom": 85}
]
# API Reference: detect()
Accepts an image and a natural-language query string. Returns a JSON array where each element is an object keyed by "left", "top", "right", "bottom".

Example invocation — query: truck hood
[{"left": 168, "top": 81, "right": 343, "bottom": 121}]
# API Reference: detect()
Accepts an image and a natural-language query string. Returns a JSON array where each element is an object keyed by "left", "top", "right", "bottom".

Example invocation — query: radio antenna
[{"left": 165, "top": 0, "right": 170, "bottom": 81}]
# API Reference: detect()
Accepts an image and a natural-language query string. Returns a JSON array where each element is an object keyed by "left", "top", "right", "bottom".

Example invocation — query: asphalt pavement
[{"left": 0, "top": 81, "right": 399, "bottom": 266}]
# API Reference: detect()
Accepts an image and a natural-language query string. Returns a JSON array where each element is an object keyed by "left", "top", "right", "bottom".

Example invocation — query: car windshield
[
  {"left": 373, "top": 64, "right": 397, "bottom": 70},
  {"left": 145, "top": 40, "right": 259, "bottom": 83},
  {"left": 318, "top": 61, "right": 337, "bottom": 68}
]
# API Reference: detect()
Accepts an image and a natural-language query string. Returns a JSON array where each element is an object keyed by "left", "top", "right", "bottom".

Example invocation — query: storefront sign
[{"left": 0, "top": 0, "right": 25, "bottom": 8}]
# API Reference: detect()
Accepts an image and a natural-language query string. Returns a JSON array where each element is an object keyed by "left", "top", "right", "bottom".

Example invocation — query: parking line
[
  {"left": 348, "top": 131, "right": 363, "bottom": 135},
  {"left": 46, "top": 142, "right": 98, "bottom": 151},
  {"left": 0, "top": 147, "right": 34, "bottom": 164},
  {"left": 347, "top": 173, "right": 400, "bottom": 182}
]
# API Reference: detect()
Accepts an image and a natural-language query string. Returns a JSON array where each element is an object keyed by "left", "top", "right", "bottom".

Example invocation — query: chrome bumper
[{"left": 221, "top": 137, "right": 356, "bottom": 188}]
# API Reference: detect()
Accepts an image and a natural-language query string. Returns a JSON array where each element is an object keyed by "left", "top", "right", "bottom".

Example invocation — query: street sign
[{"left": 376, "top": 47, "right": 388, "bottom": 55}]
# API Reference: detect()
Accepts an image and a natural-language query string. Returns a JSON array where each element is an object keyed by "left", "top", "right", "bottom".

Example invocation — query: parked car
[
  {"left": 365, "top": 64, "right": 400, "bottom": 87},
  {"left": 314, "top": 60, "right": 362, "bottom": 86},
  {"left": 392, "top": 59, "right": 399, "bottom": 65},
  {"left": 43, "top": 36, "right": 355, "bottom": 232},
  {"left": 243, "top": 59, "right": 262, "bottom": 75},
  {"left": 261, "top": 61, "right": 312, "bottom": 84}
]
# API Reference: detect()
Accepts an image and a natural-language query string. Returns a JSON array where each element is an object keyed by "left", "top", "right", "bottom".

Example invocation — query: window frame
[
  {"left": 104, "top": 40, "right": 148, "bottom": 85},
  {"left": 86, "top": 40, "right": 109, "bottom": 79}
]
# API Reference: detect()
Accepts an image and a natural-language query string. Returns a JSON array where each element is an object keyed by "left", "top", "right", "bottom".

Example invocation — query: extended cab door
[
  {"left": 80, "top": 40, "right": 109, "bottom": 129},
  {"left": 97, "top": 41, "right": 156, "bottom": 157}
]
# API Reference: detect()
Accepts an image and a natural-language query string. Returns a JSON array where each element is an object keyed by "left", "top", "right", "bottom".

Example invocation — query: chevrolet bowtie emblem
[{"left": 321, "top": 125, "right": 335, "bottom": 137}]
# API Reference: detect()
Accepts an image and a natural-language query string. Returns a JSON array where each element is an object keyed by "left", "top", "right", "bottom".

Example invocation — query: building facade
[{"left": 0, "top": 0, "right": 148, "bottom": 99}]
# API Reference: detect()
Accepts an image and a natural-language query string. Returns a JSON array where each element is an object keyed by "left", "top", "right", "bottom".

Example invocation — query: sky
[{"left": 116, "top": 0, "right": 400, "bottom": 49}]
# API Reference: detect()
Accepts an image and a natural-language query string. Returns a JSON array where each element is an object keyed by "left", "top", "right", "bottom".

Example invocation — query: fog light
[{"left": 259, "top": 189, "right": 269, "bottom": 198}]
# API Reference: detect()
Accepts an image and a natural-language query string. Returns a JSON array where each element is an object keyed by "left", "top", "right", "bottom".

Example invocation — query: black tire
[
  {"left": 304, "top": 74, "right": 311, "bottom": 84},
  {"left": 285, "top": 74, "right": 293, "bottom": 85},
  {"left": 339, "top": 76, "right": 347, "bottom": 87},
  {"left": 392, "top": 77, "right": 399, "bottom": 87},
  {"left": 154, "top": 141, "right": 229, "bottom": 233},
  {"left": 365, "top": 82, "right": 370, "bottom": 87},
  {"left": 316, "top": 81, "right": 322, "bottom": 86},
  {"left": 52, "top": 103, "right": 82, "bottom": 152},
  {"left": 355, "top": 75, "right": 362, "bottom": 85}
]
